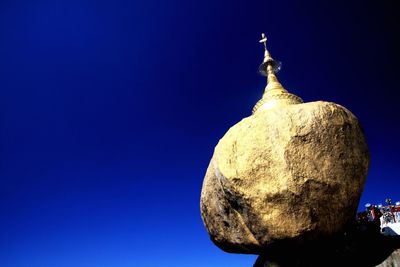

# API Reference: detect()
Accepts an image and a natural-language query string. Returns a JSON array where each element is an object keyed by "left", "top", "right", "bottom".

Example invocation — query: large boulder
[{"left": 200, "top": 98, "right": 370, "bottom": 254}]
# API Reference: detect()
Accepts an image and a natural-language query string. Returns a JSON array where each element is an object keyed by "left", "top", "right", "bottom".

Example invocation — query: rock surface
[
  {"left": 200, "top": 100, "right": 370, "bottom": 254},
  {"left": 376, "top": 249, "right": 400, "bottom": 267}
]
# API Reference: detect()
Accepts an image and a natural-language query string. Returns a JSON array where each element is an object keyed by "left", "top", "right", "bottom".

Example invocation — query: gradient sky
[{"left": 1, "top": 0, "right": 399, "bottom": 266}]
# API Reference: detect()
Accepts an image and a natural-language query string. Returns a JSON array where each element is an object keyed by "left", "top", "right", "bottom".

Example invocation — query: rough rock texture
[
  {"left": 200, "top": 101, "right": 370, "bottom": 254},
  {"left": 376, "top": 249, "right": 400, "bottom": 267}
]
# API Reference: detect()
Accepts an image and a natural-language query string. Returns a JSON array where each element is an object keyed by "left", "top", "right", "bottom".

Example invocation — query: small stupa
[{"left": 200, "top": 34, "right": 370, "bottom": 255}]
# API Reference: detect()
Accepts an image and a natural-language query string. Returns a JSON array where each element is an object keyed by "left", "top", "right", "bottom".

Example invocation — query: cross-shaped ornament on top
[{"left": 259, "top": 33, "right": 267, "bottom": 51}]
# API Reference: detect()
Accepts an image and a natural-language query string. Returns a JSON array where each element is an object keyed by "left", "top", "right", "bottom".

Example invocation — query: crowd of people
[{"left": 357, "top": 198, "right": 400, "bottom": 226}]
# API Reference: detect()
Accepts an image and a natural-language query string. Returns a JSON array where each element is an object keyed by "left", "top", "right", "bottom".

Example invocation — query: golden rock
[{"left": 200, "top": 35, "right": 370, "bottom": 254}]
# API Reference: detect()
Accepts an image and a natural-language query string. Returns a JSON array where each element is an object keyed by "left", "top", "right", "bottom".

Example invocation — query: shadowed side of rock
[{"left": 200, "top": 158, "right": 262, "bottom": 254}]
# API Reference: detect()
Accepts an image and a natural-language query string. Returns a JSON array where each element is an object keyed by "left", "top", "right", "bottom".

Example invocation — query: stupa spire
[
  {"left": 252, "top": 33, "right": 303, "bottom": 113},
  {"left": 258, "top": 34, "right": 280, "bottom": 75}
]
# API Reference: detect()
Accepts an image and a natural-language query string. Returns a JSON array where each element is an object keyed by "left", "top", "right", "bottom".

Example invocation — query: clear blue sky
[{"left": 0, "top": 0, "right": 399, "bottom": 266}]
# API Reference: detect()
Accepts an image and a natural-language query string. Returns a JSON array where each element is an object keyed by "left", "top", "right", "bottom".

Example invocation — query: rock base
[{"left": 253, "top": 223, "right": 400, "bottom": 267}]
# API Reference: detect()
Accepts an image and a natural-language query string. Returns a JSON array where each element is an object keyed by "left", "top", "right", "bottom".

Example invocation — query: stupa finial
[
  {"left": 259, "top": 33, "right": 267, "bottom": 51},
  {"left": 258, "top": 33, "right": 281, "bottom": 78},
  {"left": 252, "top": 34, "right": 303, "bottom": 113}
]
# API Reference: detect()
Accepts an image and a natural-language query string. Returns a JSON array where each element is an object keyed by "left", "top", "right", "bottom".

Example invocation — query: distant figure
[{"left": 371, "top": 205, "right": 383, "bottom": 227}]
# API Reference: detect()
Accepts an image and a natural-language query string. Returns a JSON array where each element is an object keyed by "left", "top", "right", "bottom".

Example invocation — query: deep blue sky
[{"left": 1, "top": 0, "right": 399, "bottom": 266}]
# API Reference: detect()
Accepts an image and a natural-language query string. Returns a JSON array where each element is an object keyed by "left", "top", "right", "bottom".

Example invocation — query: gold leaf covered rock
[{"left": 200, "top": 35, "right": 370, "bottom": 254}]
